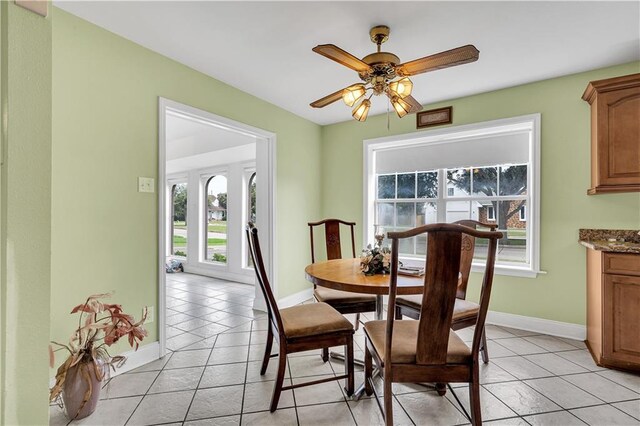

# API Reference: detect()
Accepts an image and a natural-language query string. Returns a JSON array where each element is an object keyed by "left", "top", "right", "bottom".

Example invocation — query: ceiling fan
[{"left": 310, "top": 25, "right": 479, "bottom": 122}]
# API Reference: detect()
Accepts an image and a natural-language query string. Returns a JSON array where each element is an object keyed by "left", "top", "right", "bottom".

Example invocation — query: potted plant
[{"left": 49, "top": 293, "right": 148, "bottom": 420}]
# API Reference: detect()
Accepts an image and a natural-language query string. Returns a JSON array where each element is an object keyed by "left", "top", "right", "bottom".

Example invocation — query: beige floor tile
[
  {"left": 166, "top": 349, "right": 212, "bottom": 369},
  {"left": 492, "top": 356, "right": 554, "bottom": 380},
  {"left": 184, "top": 415, "right": 240, "bottom": 425},
  {"left": 245, "top": 359, "right": 290, "bottom": 383},
  {"left": 484, "top": 418, "right": 529, "bottom": 425},
  {"left": 483, "top": 382, "right": 561, "bottom": 416},
  {"left": 496, "top": 337, "right": 548, "bottom": 355},
  {"left": 563, "top": 372, "right": 638, "bottom": 403},
  {"left": 293, "top": 375, "right": 345, "bottom": 406},
  {"left": 297, "top": 401, "right": 356, "bottom": 425},
  {"left": 570, "top": 404, "right": 639, "bottom": 425},
  {"left": 242, "top": 379, "right": 294, "bottom": 413},
  {"left": 199, "top": 363, "right": 248, "bottom": 388},
  {"left": 186, "top": 385, "right": 244, "bottom": 420},
  {"left": 523, "top": 411, "right": 586, "bottom": 425},
  {"left": 524, "top": 377, "right": 603, "bottom": 409},
  {"left": 100, "top": 371, "right": 158, "bottom": 399},
  {"left": 612, "top": 399, "right": 640, "bottom": 420},
  {"left": 396, "top": 391, "right": 468, "bottom": 425},
  {"left": 148, "top": 366, "right": 204, "bottom": 394},
  {"left": 207, "top": 345, "right": 249, "bottom": 365},
  {"left": 523, "top": 335, "right": 579, "bottom": 352},
  {"left": 214, "top": 332, "right": 251, "bottom": 347},
  {"left": 127, "top": 390, "right": 194, "bottom": 425},
  {"left": 55, "top": 396, "right": 142, "bottom": 426},
  {"left": 597, "top": 369, "right": 640, "bottom": 394},
  {"left": 523, "top": 353, "right": 589, "bottom": 376},
  {"left": 348, "top": 397, "right": 413, "bottom": 426},
  {"left": 241, "top": 408, "right": 297, "bottom": 425},
  {"left": 445, "top": 386, "right": 517, "bottom": 421},
  {"left": 556, "top": 350, "right": 606, "bottom": 372},
  {"left": 289, "top": 355, "right": 335, "bottom": 378}
]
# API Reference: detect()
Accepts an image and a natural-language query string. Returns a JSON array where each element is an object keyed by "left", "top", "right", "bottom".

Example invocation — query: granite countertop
[{"left": 579, "top": 229, "right": 640, "bottom": 254}]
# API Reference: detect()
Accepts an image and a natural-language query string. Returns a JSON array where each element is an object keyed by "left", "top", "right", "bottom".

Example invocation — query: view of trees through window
[
  {"left": 375, "top": 163, "right": 528, "bottom": 265},
  {"left": 172, "top": 183, "right": 188, "bottom": 257},
  {"left": 205, "top": 175, "right": 228, "bottom": 263}
]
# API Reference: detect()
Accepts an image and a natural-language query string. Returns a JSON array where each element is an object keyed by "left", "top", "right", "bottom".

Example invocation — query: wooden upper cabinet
[{"left": 582, "top": 73, "right": 640, "bottom": 195}]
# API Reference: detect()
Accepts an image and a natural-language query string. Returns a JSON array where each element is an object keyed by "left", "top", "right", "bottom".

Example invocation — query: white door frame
[{"left": 158, "top": 97, "right": 276, "bottom": 356}]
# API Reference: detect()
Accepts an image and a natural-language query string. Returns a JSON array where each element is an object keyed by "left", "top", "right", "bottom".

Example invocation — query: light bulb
[
  {"left": 352, "top": 98, "right": 371, "bottom": 122},
  {"left": 342, "top": 84, "right": 366, "bottom": 107},
  {"left": 391, "top": 96, "right": 410, "bottom": 118},
  {"left": 388, "top": 77, "right": 413, "bottom": 99}
]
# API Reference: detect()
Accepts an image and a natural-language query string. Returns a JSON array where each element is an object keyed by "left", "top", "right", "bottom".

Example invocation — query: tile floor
[{"left": 50, "top": 273, "right": 640, "bottom": 426}]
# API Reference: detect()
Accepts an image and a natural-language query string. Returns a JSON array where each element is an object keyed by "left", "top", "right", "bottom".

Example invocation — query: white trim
[
  {"left": 487, "top": 311, "right": 586, "bottom": 341},
  {"left": 363, "top": 114, "right": 541, "bottom": 278},
  {"left": 486, "top": 205, "right": 496, "bottom": 221},
  {"left": 158, "top": 98, "right": 277, "bottom": 357},
  {"left": 277, "top": 288, "right": 313, "bottom": 309}
]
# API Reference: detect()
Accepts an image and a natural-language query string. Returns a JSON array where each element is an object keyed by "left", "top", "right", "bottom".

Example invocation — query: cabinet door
[
  {"left": 597, "top": 87, "right": 640, "bottom": 186},
  {"left": 603, "top": 274, "right": 640, "bottom": 365}
]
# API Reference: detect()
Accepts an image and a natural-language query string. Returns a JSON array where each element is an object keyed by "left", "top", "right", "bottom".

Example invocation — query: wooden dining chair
[
  {"left": 363, "top": 223, "right": 502, "bottom": 426},
  {"left": 246, "top": 223, "right": 355, "bottom": 412},
  {"left": 309, "top": 219, "right": 376, "bottom": 361},
  {"left": 395, "top": 219, "right": 498, "bottom": 364}
]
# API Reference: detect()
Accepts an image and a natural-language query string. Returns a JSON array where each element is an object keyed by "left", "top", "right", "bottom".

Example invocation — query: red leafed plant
[{"left": 49, "top": 293, "right": 148, "bottom": 418}]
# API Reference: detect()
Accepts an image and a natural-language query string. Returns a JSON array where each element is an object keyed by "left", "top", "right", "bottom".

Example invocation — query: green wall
[
  {"left": 51, "top": 8, "right": 321, "bottom": 356},
  {"left": 0, "top": 2, "right": 52, "bottom": 425},
  {"left": 321, "top": 61, "right": 640, "bottom": 326}
]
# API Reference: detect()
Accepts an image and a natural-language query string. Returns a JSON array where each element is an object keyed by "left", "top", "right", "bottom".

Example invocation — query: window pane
[
  {"left": 398, "top": 233, "right": 415, "bottom": 255},
  {"left": 472, "top": 166, "right": 498, "bottom": 196},
  {"left": 377, "top": 175, "right": 396, "bottom": 199},
  {"left": 206, "top": 176, "right": 227, "bottom": 263},
  {"left": 396, "top": 203, "right": 415, "bottom": 227},
  {"left": 499, "top": 165, "right": 528, "bottom": 196},
  {"left": 447, "top": 168, "right": 470, "bottom": 196},
  {"left": 248, "top": 173, "right": 257, "bottom": 223},
  {"left": 497, "top": 200, "right": 528, "bottom": 264},
  {"left": 416, "top": 202, "right": 437, "bottom": 226},
  {"left": 445, "top": 200, "right": 472, "bottom": 223},
  {"left": 377, "top": 202, "right": 394, "bottom": 227},
  {"left": 417, "top": 171, "right": 438, "bottom": 198},
  {"left": 397, "top": 173, "right": 416, "bottom": 198},
  {"left": 172, "top": 183, "right": 188, "bottom": 258},
  {"left": 478, "top": 202, "right": 497, "bottom": 224}
]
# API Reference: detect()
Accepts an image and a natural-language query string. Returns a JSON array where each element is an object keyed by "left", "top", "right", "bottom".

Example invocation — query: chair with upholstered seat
[
  {"left": 364, "top": 223, "right": 502, "bottom": 426},
  {"left": 246, "top": 223, "right": 355, "bottom": 412},
  {"left": 309, "top": 219, "right": 377, "bottom": 361},
  {"left": 395, "top": 219, "right": 497, "bottom": 364}
]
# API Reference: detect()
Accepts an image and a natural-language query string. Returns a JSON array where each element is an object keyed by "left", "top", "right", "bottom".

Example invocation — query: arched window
[
  {"left": 248, "top": 172, "right": 257, "bottom": 224},
  {"left": 205, "top": 175, "right": 228, "bottom": 263},
  {"left": 171, "top": 183, "right": 188, "bottom": 258}
]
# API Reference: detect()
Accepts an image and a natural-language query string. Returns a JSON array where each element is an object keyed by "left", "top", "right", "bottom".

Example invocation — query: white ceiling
[
  {"left": 166, "top": 112, "right": 255, "bottom": 161},
  {"left": 56, "top": 1, "right": 640, "bottom": 125}
]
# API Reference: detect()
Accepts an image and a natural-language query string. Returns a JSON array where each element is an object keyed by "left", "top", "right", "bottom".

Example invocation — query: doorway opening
[{"left": 158, "top": 98, "right": 276, "bottom": 355}]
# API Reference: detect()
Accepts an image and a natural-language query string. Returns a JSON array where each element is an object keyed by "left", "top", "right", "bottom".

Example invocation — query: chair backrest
[
  {"left": 246, "top": 223, "right": 284, "bottom": 338},
  {"left": 453, "top": 220, "right": 498, "bottom": 299},
  {"left": 386, "top": 223, "right": 502, "bottom": 365},
  {"left": 308, "top": 219, "right": 357, "bottom": 263}
]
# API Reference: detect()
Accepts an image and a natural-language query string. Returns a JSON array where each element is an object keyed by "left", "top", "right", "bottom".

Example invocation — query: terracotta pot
[{"left": 62, "top": 359, "right": 105, "bottom": 420}]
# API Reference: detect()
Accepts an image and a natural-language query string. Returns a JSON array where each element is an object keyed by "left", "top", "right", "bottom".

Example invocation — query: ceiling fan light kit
[{"left": 310, "top": 25, "right": 479, "bottom": 123}]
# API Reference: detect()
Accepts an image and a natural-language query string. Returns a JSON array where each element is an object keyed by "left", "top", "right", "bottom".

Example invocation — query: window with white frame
[
  {"left": 204, "top": 175, "right": 228, "bottom": 264},
  {"left": 171, "top": 183, "right": 188, "bottom": 258},
  {"left": 365, "top": 115, "right": 540, "bottom": 277},
  {"left": 246, "top": 171, "right": 257, "bottom": 268}
]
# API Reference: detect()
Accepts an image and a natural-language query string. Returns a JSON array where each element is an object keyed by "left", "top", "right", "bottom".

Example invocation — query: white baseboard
[
  {"left": 278, "top": 288, "right": 313, "bottom": 308},
  {"left": 182, "top": 265, "right": 254, "bottom": 285},
  {"left": 487, "top": 310, "right": 586, "bottom": 341}
]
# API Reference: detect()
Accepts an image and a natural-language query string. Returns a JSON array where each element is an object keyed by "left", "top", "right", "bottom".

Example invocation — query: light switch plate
[{"left": 138, "top": 177, "right": 155, "bottom": 193}]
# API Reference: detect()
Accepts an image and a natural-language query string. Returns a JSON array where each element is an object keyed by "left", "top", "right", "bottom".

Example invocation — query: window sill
[{"left": 471, "top": 264, "right": 546, "bottom": 278}]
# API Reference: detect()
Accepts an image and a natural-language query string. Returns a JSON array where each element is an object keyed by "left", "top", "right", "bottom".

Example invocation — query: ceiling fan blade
[
  {"left": 396, "top": 45, "right": 479, "bottom": 76},
  {"left": 310, "top": 87, "right": 346, "bottom": 108},
  {"left": 312, "top": 44, "right": 371, "bottom": 73},
  {"left": 403, "top": 95, "right": 424, "bottom": 113}
]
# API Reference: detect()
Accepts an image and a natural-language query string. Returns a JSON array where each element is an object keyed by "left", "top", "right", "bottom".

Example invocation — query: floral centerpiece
[
  {"left": 360, "top": 244, "right": 392, "bottom": 275},
  {"left": 49, "top": 293, "right": 148, "bottom": 420}
]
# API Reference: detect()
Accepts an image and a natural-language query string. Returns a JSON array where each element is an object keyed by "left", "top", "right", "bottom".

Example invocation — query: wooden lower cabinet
[{"left": 586, "top": 250, "right": 640, "bottom": 371}]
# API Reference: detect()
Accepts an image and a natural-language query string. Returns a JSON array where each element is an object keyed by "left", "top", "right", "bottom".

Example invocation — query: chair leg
[
  {"left": 321, "top": 347, "right": 329, "bottom": 363},
  {"left": 481, "top": 326, "right": 489, "bottom": 364},
  {"left": 344, "top": 339, "right": 354, "bottom": 396},
  {"left": 395, "top": 306, "right": 402, "bottom": 320},
  {"left": 260, "top": 327, "right": 274, "bottom": 375},
  {"left": 435, "top": 383, "right": 447, "bottom": 396},
  {"left": 469, "top": 366, "right": 482, "bottom": 425},
  {"left": 269, "top": 346, "right": 287, "bottom": 413},
  {"left": 364, "top": 346, "right": 373, "bottom": 396},
  {"left": 354, "top": 312, "right": 360, "bottom": 331},
  {"left": 383, "top": 374, "right": 394, "bottom": 426}
]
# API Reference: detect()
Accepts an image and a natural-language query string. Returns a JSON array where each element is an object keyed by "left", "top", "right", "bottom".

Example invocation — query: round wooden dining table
[{"left": 304, "top": 258, "right": 425, "bottom": 321}]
